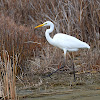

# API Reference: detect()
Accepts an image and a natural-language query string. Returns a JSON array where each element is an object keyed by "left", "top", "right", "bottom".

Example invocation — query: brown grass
[
  {"left": 0, "top": 48, "right": 17, "bottom": 99},
  {"left": 0, "top": 0, "right": 100, "bottom": 94}
]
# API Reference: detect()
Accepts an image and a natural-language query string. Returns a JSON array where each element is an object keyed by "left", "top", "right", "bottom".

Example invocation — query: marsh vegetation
[{"left": 0, "top": 0, "right": 100, "bottom": 99}]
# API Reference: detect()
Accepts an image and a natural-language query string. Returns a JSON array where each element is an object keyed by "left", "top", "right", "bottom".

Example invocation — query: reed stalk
[{"left": 1, "top": 48, "right": 17, "bottom": 100}]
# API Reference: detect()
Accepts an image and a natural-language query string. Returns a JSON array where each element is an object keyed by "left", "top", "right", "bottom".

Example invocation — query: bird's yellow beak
[{"left": 35, "top": 23, "right": 45, "bottom": 28}]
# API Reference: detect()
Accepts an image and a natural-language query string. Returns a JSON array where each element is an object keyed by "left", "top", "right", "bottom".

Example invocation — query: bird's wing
[{"left": 53, "top": 33, "right": 88, "bottom": 49}]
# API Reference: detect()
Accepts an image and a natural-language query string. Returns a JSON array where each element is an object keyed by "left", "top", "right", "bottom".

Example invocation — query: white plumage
[{"left": 53, "top": 33, "right": 90, "bottom": 51}]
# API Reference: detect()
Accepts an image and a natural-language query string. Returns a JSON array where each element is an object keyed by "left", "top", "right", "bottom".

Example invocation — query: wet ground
[{"left": 17, "top": 72, "right": 100, "bottom": 100}]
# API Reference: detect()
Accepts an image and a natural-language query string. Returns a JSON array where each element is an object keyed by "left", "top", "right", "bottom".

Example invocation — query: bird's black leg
[
  {"left": 67, "top": 52, "right": 76, "bottom": 82},
  {"left": 44, "top": 51, "right": 67, "bottom": 78},
  {"left": 72, "top": 62, "right": 76, "bottom": 82},
  {"left": 45, "top": 53, "right": 66, "bottom": 78},
  {"left": 45, "top": 64, "right": 65, "bottom": 78},
  {"left": 71, "top": 53, "right": 76, "bottom": 82}
]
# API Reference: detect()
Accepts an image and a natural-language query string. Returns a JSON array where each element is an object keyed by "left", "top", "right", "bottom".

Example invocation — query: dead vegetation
[
  {"left": 0, "top": 49, "right": 17, "bottom": 99},
  {"left": 0, "top": 0, "right": 100, "bottom": 99}
]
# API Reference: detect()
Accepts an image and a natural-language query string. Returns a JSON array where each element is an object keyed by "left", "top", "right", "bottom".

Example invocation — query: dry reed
[
  {"left": 0, "top": 0, "right": 100, "bottom": 86},
  {"left": 0, "top": 48, "right": 17, "bottom": 100}
]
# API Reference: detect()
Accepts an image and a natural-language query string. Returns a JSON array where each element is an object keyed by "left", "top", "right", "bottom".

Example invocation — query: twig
[{"left": 24, "top": 41, "right": 41, "bottom": 44}]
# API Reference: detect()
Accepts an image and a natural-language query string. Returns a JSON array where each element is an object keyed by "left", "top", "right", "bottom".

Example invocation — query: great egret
[{"left": 35, "top": 21, "right": 90, "bottom": 81}]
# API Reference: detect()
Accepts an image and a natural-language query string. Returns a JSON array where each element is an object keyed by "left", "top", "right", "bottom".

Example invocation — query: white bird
[{"left": 35, "top": 21, "right": 90, "bottom": 81}]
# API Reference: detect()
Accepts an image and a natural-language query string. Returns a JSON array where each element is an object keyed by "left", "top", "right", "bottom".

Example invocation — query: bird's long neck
[{"left": 45, "top": 24, "right": 54, "bottom": 45}]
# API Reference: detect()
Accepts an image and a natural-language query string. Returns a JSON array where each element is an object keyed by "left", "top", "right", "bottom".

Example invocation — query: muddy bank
[{"left": 17, "top": 72, "right": 100, "bottom": 100}]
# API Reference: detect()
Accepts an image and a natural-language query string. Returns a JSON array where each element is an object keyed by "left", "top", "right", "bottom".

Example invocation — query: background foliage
[{"left": 0, "top": 0, "right": 100, "bottom": 79}]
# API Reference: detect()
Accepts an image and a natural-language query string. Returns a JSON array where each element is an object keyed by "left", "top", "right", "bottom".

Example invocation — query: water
[
  {"left": 17, "top": 72, "right": 100, "bottom": 100},
  {"left": 19, "top": 89, "right": 100, "bottom": 100},
  {"left": 17, "top": 83, "right": 100, "bottom": 100}
]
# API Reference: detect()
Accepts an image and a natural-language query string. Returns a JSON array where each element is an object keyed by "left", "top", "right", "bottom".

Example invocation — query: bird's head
[{"left": 35, "top": 21, "right": 53, "bottom": 28}]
